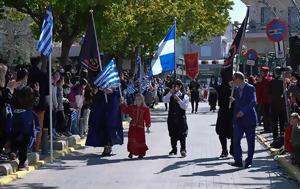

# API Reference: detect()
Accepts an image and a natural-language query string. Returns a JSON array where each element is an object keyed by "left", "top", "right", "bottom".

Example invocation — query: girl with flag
[{"left": 121, "top": 94, "right": 151, "bottom": 159}]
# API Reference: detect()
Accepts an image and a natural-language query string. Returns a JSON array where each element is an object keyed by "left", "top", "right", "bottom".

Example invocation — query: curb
[
  {"left": 256, "top": 132, "right": 300, "bottom": 184},
  {"left": 0, "top": 139, "right": 86, "bottom": 186}
]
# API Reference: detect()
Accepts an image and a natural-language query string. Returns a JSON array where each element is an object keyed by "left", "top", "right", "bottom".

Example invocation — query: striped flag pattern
[
  {"left": 94, "top": 58, "right": 120, "bottom": 89},
  {"left": 150, "top": 24, "right": 176, "bottom": 76},
  {"left": 125, "top": 84, "right": 136, "bottom": 95},
  {"left": 36, "top": 5, "right": 53, "bottom": 57}
]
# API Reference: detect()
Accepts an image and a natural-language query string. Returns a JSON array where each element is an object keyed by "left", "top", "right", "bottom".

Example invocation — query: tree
[
  {"left": 99, "top": 0, "right": 233, "bottom": 72},
  {"left": 2, "top": 0, "right": 112, "bottom": 66}
]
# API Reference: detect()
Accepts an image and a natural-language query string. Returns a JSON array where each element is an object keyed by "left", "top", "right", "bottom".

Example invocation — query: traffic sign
[
  {"left": 246, "top": 49, "right": 258, "bottom": 61},
  {"left": 274, "top": 41, "right": 285, "bottom": 58},
  {"left": 266, "top": 18, "right": 288, "bottom": 42}
]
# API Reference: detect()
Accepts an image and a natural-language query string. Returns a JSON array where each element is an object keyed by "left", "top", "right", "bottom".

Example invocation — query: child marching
[{"left": 121, "top": 94, "right": 151, "bottom": 159}]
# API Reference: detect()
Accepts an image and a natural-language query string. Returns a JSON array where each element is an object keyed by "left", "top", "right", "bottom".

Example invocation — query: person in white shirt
[{"left": 163, "top": 79, "right": 189, "bottom": 157}]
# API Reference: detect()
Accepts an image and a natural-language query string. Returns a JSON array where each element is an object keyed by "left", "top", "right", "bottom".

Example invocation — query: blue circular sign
[
  {"left": 246, "top": 49, "right": 258, "bottom": 61},
  {"left": 266, "top": 18, "right": 288, "bottom": 42}
]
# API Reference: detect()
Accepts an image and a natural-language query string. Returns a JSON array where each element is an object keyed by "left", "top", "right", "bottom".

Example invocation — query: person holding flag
[{"left": 85, "top": 59, "right": 123, "bottom": 156}]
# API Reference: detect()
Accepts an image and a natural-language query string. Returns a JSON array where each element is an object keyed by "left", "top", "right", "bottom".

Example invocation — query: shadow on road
[{"left": 1, "top": 183, "right": 58, "bottom": 189}]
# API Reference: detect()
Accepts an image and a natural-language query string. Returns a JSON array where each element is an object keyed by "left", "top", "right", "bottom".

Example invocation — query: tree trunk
[{"left": 60, "top": 38, "right": 74, "bottom": 66}]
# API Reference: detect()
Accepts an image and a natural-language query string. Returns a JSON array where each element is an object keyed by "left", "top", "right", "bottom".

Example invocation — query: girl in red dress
[{"left": 121, "top": 94, "right": 151, "bottom": 159}]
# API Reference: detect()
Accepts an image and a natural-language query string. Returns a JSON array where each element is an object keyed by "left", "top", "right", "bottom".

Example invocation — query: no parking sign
[{"left": 266, "top": 18, "right": 288, "bottom": 42}]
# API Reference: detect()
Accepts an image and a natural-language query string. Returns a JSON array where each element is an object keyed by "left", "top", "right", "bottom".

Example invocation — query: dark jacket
[
  {"left": 28, "top": 66, "right": 49, "bottom": 111},
  {"left": 268, "top": 77, "right": 285, "bottom": 112}
]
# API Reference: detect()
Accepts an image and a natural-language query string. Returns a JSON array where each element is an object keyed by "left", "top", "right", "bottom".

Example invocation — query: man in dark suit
[{"left": 230, "top": 72, "right": 257, "bottom": 168}]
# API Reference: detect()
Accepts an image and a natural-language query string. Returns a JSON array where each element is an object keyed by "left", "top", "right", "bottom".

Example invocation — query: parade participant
[
  {"left": 216, "top": 81, "right": 233, "bottom": 158},
  {"left": 121, "top": 94, "right": 151, "bottom": 159},
  {"left": 230, "top": 72, "right": 257, "bottom": 168},
  {"left": 11, "top": 68, "right": 40, "bottom": 170},
  {"left": 189, "top": 79, "right": 200, "bottom": 113},
  {"left": 163, "top": 79, "right": 189, "bottom": 157},
  {"left": 268, "top": 67, "right": 285, "bottom": 148},
  {"left": 256, "top": 67, "right": 272, "bottom": 132},
  {"left": 208, "top": 76, "right": 218, "bottom": 112},
  {"left": 86, "top": 88, "right": 123, "bottom": 156},
  {"left": 163, "top": 75, "right": 173, "bottom": 111}
]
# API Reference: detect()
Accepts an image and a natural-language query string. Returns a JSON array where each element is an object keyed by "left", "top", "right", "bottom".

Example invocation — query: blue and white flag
[
  {"left": 36, "top": 5, "right": 53, "bottom": 57},
  {"left": 94, "top": 58, "right": 120, "bottom": 89},
  {"left": 141, "top": 79, "right": 151, "bottom": 93},
  {"left": 125, "top": 84, "right": 136, "bottom": 95},
  {"left": 150, "top": 24, "right": 176, "bottom": 76}
]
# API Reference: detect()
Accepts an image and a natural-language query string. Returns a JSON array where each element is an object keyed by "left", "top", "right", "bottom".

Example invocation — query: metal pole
[
  {"left": 229, "top": 6, "right": 249, "bottom": 109},
  {"left": 90, "top": 10, "right": 107, "bottom": 102},
  {"left": 174, "top": 17, "right": 177, "bottom": 79},
  {"left": 48, "top": 55, "right": 53, "bottom": 163}
]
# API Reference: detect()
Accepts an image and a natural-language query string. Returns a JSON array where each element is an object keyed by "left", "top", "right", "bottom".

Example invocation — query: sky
[{"left": 229, "top": 0, "right": 247, "bottom": 23}]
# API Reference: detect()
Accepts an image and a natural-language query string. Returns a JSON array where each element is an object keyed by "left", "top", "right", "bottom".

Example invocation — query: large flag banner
[
  {"left": 150, "top": 24, "right": 176, "bottom": 76},
  {"left": 36, "top": 5, "right": 53, "bottom": 57},
  {"left": 79, "top": 15, "right": 100, "bottom": 72},
  {"left": 184, "top": 52, "right": 199, "bottom": 80},
  {"left": 221, "top": 8, "right": 249, "bottom": 83},
  {"left": 94, "top": 58, "right": 120, "bottom": 89}
]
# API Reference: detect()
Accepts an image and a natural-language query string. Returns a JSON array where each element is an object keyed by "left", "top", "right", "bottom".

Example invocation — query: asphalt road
[{"left": 4, "top": 103, "right": 300, "bottom": 189}]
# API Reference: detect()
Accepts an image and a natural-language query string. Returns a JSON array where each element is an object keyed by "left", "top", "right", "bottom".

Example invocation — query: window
[
  {"left": 289, "top": 7, "right": 300, "bottom": 32},
  {"left": 200, "top": 46, "right": 212, "bottom": 57},
  {"left": 261, "top": 7, "right": 276, "bottom": 24}
]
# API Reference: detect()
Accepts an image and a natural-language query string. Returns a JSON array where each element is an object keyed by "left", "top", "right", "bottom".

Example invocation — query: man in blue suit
[{"left": 230, "top": 72, "right": 257, "bottom": 168}]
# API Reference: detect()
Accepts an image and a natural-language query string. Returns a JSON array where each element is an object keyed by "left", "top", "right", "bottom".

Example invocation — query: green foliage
[{"left": 100, "top": 0, "right": 233, "bottom": 59}]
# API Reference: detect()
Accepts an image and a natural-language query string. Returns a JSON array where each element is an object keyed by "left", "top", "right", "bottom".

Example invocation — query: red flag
[{"left": 184, "top": 53, "right": 199, "bottom": 80}]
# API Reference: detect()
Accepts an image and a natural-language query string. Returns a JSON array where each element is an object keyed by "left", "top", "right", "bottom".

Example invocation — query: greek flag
[
  {"left": 126, "top": 84, "right": 136, "bottom": 95},
  {"left": 141, "top": 79, "right": 151, "bottom": 93},
  {"left": 94, "top": 58, "right": 120, "bottom": 89},
  {"left": 36, "top": 5, "right": 53, "bottom": 57},
  {"left": 150, "top": 24, "right": 175, "bottom": 76}
]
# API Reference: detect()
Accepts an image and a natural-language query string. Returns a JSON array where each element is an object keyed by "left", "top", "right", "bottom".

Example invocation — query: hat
[
  {"left": 174, "top": 79, "right": 183, "bottom": 87},
  {"left": 261, "top": 67, "right": 270, "bottom": 72}
]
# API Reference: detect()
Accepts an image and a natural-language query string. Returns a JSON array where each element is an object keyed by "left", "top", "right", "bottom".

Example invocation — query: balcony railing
[{"left": 247, "top": 21, "right": 300, "bottom": 33}]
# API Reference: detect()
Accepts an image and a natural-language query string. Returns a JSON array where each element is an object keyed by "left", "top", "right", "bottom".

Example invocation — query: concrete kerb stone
[
  {"left": 0, "top": 138, "right": 85, "bottom": 186},
  {"left": 256, "top": 132, "right": 300, "bottom": 184}
]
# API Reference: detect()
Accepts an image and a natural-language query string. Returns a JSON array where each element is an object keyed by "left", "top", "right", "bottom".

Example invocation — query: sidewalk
[{"left": 255, "top": 126, "right": 300, "bottom": 184}]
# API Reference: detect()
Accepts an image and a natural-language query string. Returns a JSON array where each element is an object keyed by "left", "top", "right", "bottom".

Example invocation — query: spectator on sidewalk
[
  {"left": 268, "top": 67, "right": 286, "bottom": 148},
  {"left": 0, "top": 63, "right": 15, "bottom": 161},
  {"left": 256, "top": 67, "right": 272, "bottom": 133},
  {"left": 291, "top": 113, "right": 300, "bottom": 165},
  {"left": 28, "top": 57, "right": 49, "bottom": 152},
  {"left": 11, "top": 68, "right": 40, "bottom": 170},
  {"left": 121, "top": 94, "right": 151, "bottom": 159},
  {"left": 230, "top": 72, "right": 257, "bottom": 168},
  {"left": 163, "top": 79, "right": 189, "bottom": 157}
]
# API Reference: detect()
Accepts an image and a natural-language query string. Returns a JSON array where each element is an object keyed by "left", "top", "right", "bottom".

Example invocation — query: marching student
[
  {"left": 121, "top": 93, "right": 151, "bottom": 159},
  {"left": 163, "top": 79, "right": 189, "bottom": 157}
]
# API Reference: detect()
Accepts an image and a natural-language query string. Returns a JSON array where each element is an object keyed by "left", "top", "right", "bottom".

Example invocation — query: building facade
[{"left": 241, "top": 0, "right": 300, "bottom": 56}]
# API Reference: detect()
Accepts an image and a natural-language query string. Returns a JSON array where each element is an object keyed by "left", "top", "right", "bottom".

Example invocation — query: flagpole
[
  {"left": 90, "top": 10, "right": 108, "bottom": 102},
  {"left": 174, "top": 17, "right": 177, "bottom": 80},
  {"left": 236, "top": 6, "right": 249, "bottom": 73},
  {"left": 48, "top": 55, "right": 54, "bottom": 163},
  {"left": 229, "top": 6, "right": 249, "bottom": 109}
]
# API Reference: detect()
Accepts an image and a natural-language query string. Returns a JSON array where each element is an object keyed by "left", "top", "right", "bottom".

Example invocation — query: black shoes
[
  {"left": 180, "top": 150, "right": 187, "bottom": 157},
  {"left": 169, "top": 149, "right": 177, "bottom": 156},
  {"left": 244, "top": 163, "right": 252, "bottom": 169},
  {"left": 219, "top": 150, "right": 229, "bottom": 158},
  {"left": 229, "top": 161, "right": 243, "bottom": 168},
  {"left": 138, "top": 155, "right": 144, "bottom": 159},
  {"left": 128, "top": 153, "right": 133, "bottom": 159}
]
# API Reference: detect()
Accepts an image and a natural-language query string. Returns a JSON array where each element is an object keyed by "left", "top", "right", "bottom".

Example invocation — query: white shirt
[{"left": 163, "top": 91, "right": 189, "bottom": 110}]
